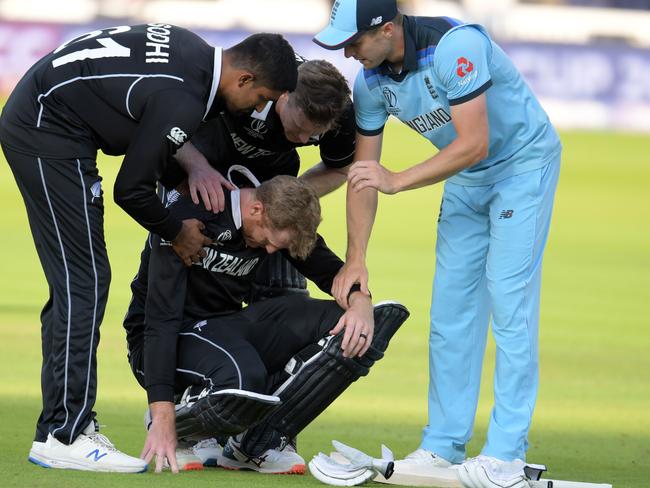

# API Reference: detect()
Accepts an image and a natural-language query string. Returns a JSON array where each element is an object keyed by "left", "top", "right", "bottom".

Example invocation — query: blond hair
[{"left": 255, "top": 176, "right": 321, "bottom": 259}]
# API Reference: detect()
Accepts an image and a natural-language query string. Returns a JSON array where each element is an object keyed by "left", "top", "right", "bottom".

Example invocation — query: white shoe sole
[
  {"left": 218, "top": 456, "right": 305, "bottom": 474},
  {"left": 28, "top": 450, "right": 147, "bottom": 473}
]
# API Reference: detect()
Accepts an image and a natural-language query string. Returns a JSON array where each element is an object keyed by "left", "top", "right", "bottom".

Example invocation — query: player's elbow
[
  {"left": 113, "top": 179, "right": 140, "bottom": 213},
  {"left": 463, "top": 134, "right": 489, "bottom": 166},
  {"left": 113, "top": 182, "right": 129, "bottom": 209},
  {"left": 473, "top": 139, "right": 489, "bottom": 163}
]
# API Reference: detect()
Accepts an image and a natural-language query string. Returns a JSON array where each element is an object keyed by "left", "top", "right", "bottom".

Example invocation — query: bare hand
[
  {"left": 172, "top": 219, "right": 212, "bottom": 266},
  {"left": 140, "top": 402, "right": 178, "bottom": 473},
  {"left": 188, "top": 164, "right": 236, "bottom": 213},
  {"left": 331, "top": 259, "right": 370, "bottom": 309},
  {"left": 329, "top": 293, "right": 374, "bottom": 358},
  {"left": 348, "top": 160, "right": 399, "bottom": 194}
]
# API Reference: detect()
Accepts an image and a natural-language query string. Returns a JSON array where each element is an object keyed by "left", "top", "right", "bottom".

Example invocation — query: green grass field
[{"left": 0, "top": 120, "right": 648, "bottom": 488}]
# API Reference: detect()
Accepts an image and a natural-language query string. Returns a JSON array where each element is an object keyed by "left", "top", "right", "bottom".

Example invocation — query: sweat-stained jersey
[
  {"left": 131, "top": 190, "right": 345, "bottom": 402},
  {"left": 353, "top": 16, "right": 561, "bottom": 186},
  {"left": 0, "top": 23, "right": 223, "bottom": 240}
]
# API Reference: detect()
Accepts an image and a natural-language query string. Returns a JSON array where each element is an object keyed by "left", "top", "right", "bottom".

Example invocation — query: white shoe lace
[
  {"left": 85, "top": 432, "right": 119, "bottom": 453},
  {"left": 194, "top": 438, "right": 220, "bottom": 450}
]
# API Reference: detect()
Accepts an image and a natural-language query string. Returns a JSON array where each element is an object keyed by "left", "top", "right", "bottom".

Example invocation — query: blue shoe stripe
[{"left": 28, "top": 456, "right": 52, "bottom": 468}]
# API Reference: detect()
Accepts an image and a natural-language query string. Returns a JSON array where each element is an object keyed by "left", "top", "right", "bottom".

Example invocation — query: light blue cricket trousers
[{"left": 421, "top": 155, "right": 561, "bottom": 463}]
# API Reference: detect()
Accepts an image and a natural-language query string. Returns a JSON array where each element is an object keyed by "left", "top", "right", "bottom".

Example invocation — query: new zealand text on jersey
[
  {"left": 146, "top": 23, "right": 172, "bottom": 64},
  {"left": 230, "top": 133, "right": 274, "bottom": 159},
  {"left": 201, "top": 248, "right": 260, "bottom": 277},
  {"left": 404, "top": 108, "right": 452, "bottom": 134}
]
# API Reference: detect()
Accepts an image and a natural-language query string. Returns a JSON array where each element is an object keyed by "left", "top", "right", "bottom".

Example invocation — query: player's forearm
[
  {"left": 288, "top": 234, "right": 345, "bottom": 294},
  {"left": 394, "top": 137, "right": 488, "bottom": 192},
  {"left": 346, "top": 132, "right": 382, "bottom": 260},
  {"left": 149, "top": 401, "right": 175, "bottom": 420},
  {"left": 114, "top": 170, "right": 182, "bottom": 241},
  {"left": 300, "top": 162, "right": 348, "bottom": 197},
  {"left": 174, "top": 140, "right": 210, "bottom": 173},
  {"left": 144, "top": 237, "right": 187, "bottom": 403},
  {"left": 348, "top": 290, "right": 372, "bottom": 310},
  {"left": 346, "top": 184, "right": 377, "bottom": 262},
  {"left": 393, "top": 94, "right": 490, "bottom": 192}
]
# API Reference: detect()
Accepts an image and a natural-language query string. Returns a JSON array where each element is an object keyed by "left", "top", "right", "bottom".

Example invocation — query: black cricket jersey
[
  {"left": 187, "top": 55, "right": 356, "bottom": 180},
  {"left": 0, "top": 24, "right": 224, "bottom": 240},
  {"left": 140, "top": 190, "right": 344, "bottom": 402}
]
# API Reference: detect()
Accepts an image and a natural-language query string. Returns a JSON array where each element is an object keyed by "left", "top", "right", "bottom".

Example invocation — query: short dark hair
[
  {"left": 226, "top": 33, "right": 298, "bottom": 93},
  {"left": 289, "top": 59, "right": 351, "bottom": 130}
]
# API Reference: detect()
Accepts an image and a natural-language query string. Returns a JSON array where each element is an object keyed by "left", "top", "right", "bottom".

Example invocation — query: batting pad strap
[{"left": 175, "top": 389, "right": 280, "bottom": 441}]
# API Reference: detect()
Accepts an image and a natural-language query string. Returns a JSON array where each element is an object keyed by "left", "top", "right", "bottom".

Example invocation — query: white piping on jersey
[
  {"left": 38, "top": 157, "right": 73, "bottom": 440},
  {"left": 250, "top": 101, "right": 273, "bottom": 121},
  {"left": 68, "top": 159, "right": 100, "bottom": 443},
  {"left": 35, "top": 73, "right": 185, "bottom": 128},
  {"left": 125, "top": 76, "right": 144, "bottom": 119},
  {"left": 324, "top": 150, "right": 356, "bottom": 162},
  {"left": 227, "top": 164, "right": 261, "bottom": 188},
  {"left": 178, "top": 332, "right": 243, "bottom": 389},
  {"left": 227, "top": 165, "right": 261, "bottom": 230},
  {"left": 231, "top": 190, "right": 242, "bottom": 229},
  {"left": 204, "top": 47, "right": 222, "bottom": 120},
  {"left": 176, "top": 368, "right": 215, "bottom": 390}
]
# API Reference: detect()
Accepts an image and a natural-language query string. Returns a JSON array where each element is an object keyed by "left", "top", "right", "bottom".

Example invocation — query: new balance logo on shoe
[
  {"left": 499, "top": 210, "right": 514, "bottom": 219},
  {"left": 86, "top": 449, "right": 108, "bottom": 462}
]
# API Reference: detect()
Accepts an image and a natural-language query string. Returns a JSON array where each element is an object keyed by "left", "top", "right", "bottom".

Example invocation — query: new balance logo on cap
[{"left": 314, "top": 0, "right": 398, "bottom": 50}]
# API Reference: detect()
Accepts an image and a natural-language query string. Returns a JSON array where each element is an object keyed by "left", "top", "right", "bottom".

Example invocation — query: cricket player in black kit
[
  {"left": 0, "top": 23, "right": 297, "bottom": 472},
  {"left": 124, "top": 175, "right": 409, "bottom": 474},
  {"left": 165, "top": 58, "right": 356, "bottom": 300}
]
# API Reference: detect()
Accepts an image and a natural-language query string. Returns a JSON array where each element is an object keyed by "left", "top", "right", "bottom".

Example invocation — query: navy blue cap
[{"left": 313, "top": 0, "right": 398, "bottom": 50}]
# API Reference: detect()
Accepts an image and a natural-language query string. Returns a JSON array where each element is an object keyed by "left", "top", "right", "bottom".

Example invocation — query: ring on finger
[{"left": 359, "top": 333, "right": 368, "bottom": 340}]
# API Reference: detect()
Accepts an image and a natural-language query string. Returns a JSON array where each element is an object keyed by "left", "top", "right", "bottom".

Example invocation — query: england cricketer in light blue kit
[{"left": 315, "top": 1, "right": 561, "bottom": 486}]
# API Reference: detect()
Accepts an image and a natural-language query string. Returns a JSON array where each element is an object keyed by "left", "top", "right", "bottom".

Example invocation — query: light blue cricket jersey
[{"left": 354, "top": 16, "right": 562, "bottom": 186}]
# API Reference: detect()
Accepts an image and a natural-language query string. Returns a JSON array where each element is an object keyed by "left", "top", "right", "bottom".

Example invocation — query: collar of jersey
[
  {"left": 375, "top": 15, "right": 417, "bottom": 81},
  {"left": 203, "top": 47, "right": 223, "bottom": 121},
  {"left": 231, "top": 189, "right": 242, "bottom": 229}
]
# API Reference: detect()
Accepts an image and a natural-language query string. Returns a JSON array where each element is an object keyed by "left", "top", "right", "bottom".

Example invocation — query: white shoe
[
  {"left": 164, "top": 442, "right": 204, "bottom": 471},
  {"left": 28, "top": 421, "right": 147, "bottom": 473},
  {"left": 457, "top": 455, "right": 527, "bottom": 488},
  {"left": 393, "top": 448, "right": 452, "bottom": 475},
  {"left": 192, "top": 438, "right": 222, "bottom": 467},
  {"left": 218, "top": 436, "right": 306, "bottom": 474}
]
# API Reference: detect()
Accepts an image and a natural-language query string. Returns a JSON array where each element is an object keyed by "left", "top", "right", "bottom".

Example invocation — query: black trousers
[
  {"left": 3, "top": 146, "right": 109, "bottom": 444},
  {"left": 128, "top": 296, "right": 343, "bottom": 397}
]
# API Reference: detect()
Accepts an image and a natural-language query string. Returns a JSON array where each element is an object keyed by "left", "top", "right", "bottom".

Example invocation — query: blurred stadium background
[
  {"left": 1, "top": 2, "right": 649, "bottom": 487},
  {"left": 1, "top": 0, "right": 650, "bottom": 132}
]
